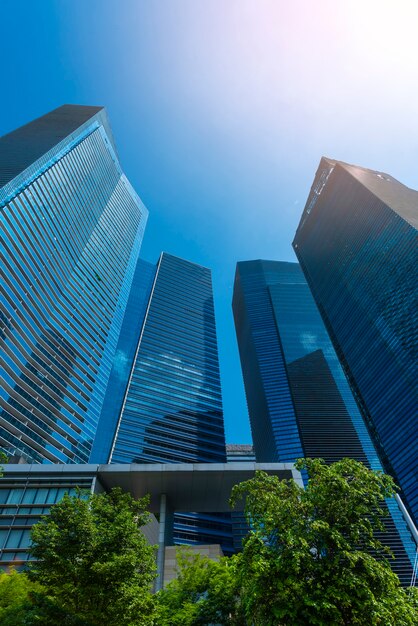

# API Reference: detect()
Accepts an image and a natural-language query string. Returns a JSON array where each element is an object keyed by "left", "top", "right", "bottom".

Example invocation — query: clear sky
[{"left": 1, "top": 0, "right": 418, "bottom": 444}]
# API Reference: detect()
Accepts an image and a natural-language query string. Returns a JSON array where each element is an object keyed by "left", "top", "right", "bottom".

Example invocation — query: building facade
[
  {"left": 233, "top": 259, "right": 416, "bottom": 585},
  {"left": 0, "top": 462, "right": 298, "bottom": 574},
  {"left": 0, "top": 106, "right": 233, "bottom": 554},
  {"left": 94, "top": 252, "right": 233, "bottom": 553},
  {"left": 233, "top": 261, "right": 305, "bottom": 463},
  {"left": 89, "top": 258, "right": 155, "bottom": 464},
  {"left": 293, "top": 158, "right": 418, "bottom": 525},
  {"left": 108, "top": 253, "right": 227, "bottom": 466},
  {"left": 0, "top": 105, "right": 148, "bottom": 464},
  {"left": 226, "top": 444, "right": 255, "bottom": 551}
]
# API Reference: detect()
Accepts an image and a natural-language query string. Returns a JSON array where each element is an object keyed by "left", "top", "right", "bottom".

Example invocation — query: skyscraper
[
  {"left": 1, "top": 105, "right": 148, "bottom": 464},
  {"left": 1, "top": 106, "right": 232, "bottom": 554},
  {"left": 233, "top": 261, "right": 305, "bottom": 463},
  {"left": 107, "top": 252, "right": 226, "bottom": 466},
  {"left": 92, "top": 252, "right": 232, "bottom": 553},
  {"left": 293, "top": 158, "right": 418, "bottom": 525},
  {"left": 233, "top": 260, "right": 416, "bottom": 585}
]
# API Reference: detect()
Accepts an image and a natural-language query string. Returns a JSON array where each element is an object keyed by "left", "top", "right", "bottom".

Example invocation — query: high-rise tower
[
  {"left": 293, "top": 158, "right": 418, "bottom": 525},
  {"left": 0, "top": 105, "right": 148, "bottom": 464},
  {"left": 107, "top": 253, "right": 226, "bottom": 466},
  {"left": 92, "top": 252, "right": 232, "bottom": 553},
  {"left": 233, "top": 259, "right": 416, "bottom": 585}
]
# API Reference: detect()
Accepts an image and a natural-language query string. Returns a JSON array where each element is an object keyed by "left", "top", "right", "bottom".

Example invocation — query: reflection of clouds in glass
[
  {"left": 300, "top": 332, "right": 318, "bottom": 352},
  {"left": 113, "top": 349, "right": 130, "bottom": 379},
  {"left": 134, "top": 352, "right": 213, "bottom": 407},
  {"left": 138, "top": 352, "right": 204, "bottom": 379},
  {"left": 301, "top": 332, "right": 337, "bottom": 363}
]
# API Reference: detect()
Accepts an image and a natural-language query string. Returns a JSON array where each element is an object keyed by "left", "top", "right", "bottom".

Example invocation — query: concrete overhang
[
  {"left": 1, "top": 462, "right": 302, "bottom": 513},
  {"left": 98, "top": 462, "right": 301, "bottom": 512}
]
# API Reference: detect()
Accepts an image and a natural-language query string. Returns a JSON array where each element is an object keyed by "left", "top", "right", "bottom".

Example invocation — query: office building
[
  {"left": 0, "top": 461, "right": 298, "bottom": 581},
  {"left": 101, "top": 253, "right": 227, "bottom": 465},
  {"left": 293, "top": 158, "right": 418, "bottom": 525},
  {"left": 0, "top": 105, "right": 148, "bottom": 464},
  {"left": 226, "top": 444, "right": 255, "bottom": 463},
  {"left": 233, "top": 259, "right": 416, "bottom": 585},
  {"left": 89, "top": 258, "right": 155, "bottom": 463},
  {"left": 0, "top": 106, "right": 233, "bottom": 554},
  {"left": 93, "top": 252, "right": 233, "bottom": 553}
]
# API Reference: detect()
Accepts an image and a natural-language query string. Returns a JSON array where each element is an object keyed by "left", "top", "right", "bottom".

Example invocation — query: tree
[
  {"left": 230, "top": 458, "right": 418, "bottom": 626},
  {"left": 0, "top": 569, "right": 42, "bottom": 626},
  {"left": 155, "top": 549, "right": 245, "bottom": 626},
  {"left": 27, "top": 487, "right": 157, "bottom": 626}
]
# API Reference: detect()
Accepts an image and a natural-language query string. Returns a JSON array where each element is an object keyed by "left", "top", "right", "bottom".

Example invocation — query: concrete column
[{"left": 156, "top": 493, "right": 173, "bottom": 591}]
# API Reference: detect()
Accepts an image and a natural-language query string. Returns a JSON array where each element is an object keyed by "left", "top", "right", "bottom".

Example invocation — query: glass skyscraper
[
  {"left": 293, "top": 158, "right": 418, "bottom": 526},
  {"left": 109, "top": 252, "right": 227, "bottom": 466},
  {"left": 233, "top": 259, "right": 416, "bottom": 585},
  {"left": 92, "top": 252, "right": 232, "bottom": 553},
  {"left": 89, "top": 258, "right": 155, "bottom": 464},
  {"left": 1, "top": 106, "right": 232, "bottom": 553},
  {"left": 1, "top": 105, "right": 148, "bottom": 464}
]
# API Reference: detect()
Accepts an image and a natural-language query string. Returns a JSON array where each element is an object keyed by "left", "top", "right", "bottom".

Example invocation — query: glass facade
[
  {"left": 233, "top": 259, "right": 416, "bottom": 585},
  {"left": 90, "top": 259, "right": 156, "bottom": 464},
  {"left": 109, "top": 252, "right": 233, "bottom": 554},
  {"left": 1, "top": 105, "right": 148, "bottom": 464},
  {"left": 293, "top": 158, "right": 418, "bottom": 526},
  {"left": 110, "top": 253, "right": 227, "bottom": 465},
  {"left": 233, "top": 261, "right": 305, "bottom": 462},
  {"left": 0, "top": 469, "right": 95, "bottom": 569}
]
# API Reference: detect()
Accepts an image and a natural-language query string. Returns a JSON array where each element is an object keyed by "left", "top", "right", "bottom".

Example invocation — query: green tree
[
  {"left": 230, "top": 458, "right": 418, "bottom": 626},
  {"left": 28, "top": 487, "right": 157, "bottom": 626},
  {"left": 155, "top": 549, "right": 245, "bottom": 626},
  {"left": 0, "top": 569, "right": 42, "bottom": 626}
]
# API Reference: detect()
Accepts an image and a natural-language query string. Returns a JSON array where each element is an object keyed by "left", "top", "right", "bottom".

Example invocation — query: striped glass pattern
[
  {"left": 110, "top": 253, "right": 226, "bottom": 464},
  {"left": 293, "top": 158, "right": 418, "bottom": 526},
  {"left": 233, "top": 259, "right": 416, "bottom": 584},
  {"left": 110, "top": 253, "right": 232, "bottom": 554},
  {"left": 0, "top": 471, "right": 95, "bottom": 569},
  {"left": 1, "top": 107, "right": 147, "bottom": 464},
  {"left": 90, "top": 259, "right": 156, "bottom": 464},
  {"left": 269, "top": 276, "right": 381, "bottom": 468},
  {"left": 232, "top": 260, "right": 304, "bottom": 462},
  {"left": 268, "top": 265, "right": 416, "bottom": 585}
]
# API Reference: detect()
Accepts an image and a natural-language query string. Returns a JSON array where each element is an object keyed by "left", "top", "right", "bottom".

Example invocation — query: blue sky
[{"left": 1, "top": 0, "right": 418, "bottom": 443}]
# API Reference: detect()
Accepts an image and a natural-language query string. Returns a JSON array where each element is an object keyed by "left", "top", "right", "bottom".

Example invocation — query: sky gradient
[{"left": 1, "top": 0, "right": 418, "bottom": 444}]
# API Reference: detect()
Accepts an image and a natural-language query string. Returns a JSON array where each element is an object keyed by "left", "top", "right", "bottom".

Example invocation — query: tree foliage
[
  {"left": 0, "top": 458, "right": 416, "bottom": 625},
  {"left": 0, "top": 569, "right": 42, "bottom": 626},
  {"left": 27, "top": 487, "right": 157, "bottom": 626},
  {"left": 230, "top": 458, "right": 417, "bottom": 625},
  {"left": 155, "top": 549, "right": 245, "bottom": 626}
]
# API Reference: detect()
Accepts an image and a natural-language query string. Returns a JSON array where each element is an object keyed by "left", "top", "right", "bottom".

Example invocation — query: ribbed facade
[
  {"left": 233, "top": 260, "right": 416, "bottom": 585},
  {"left": 1, "top": 105, "right": 148, "bottom": 464},
  {"left": 89, "top": 259, "right": 156, "bottom": 464},
  {"left": 110, "top": 252, "right": 232, "bottom": 553},
  {"left": 0, "top": 469, "right": 96, "bottom": 568},
  {"left": 232, "top": 261, "right": 305, "bottom": 462},
  {"left": 293, "top": 158, "right": 418, "bottom": 526}
]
